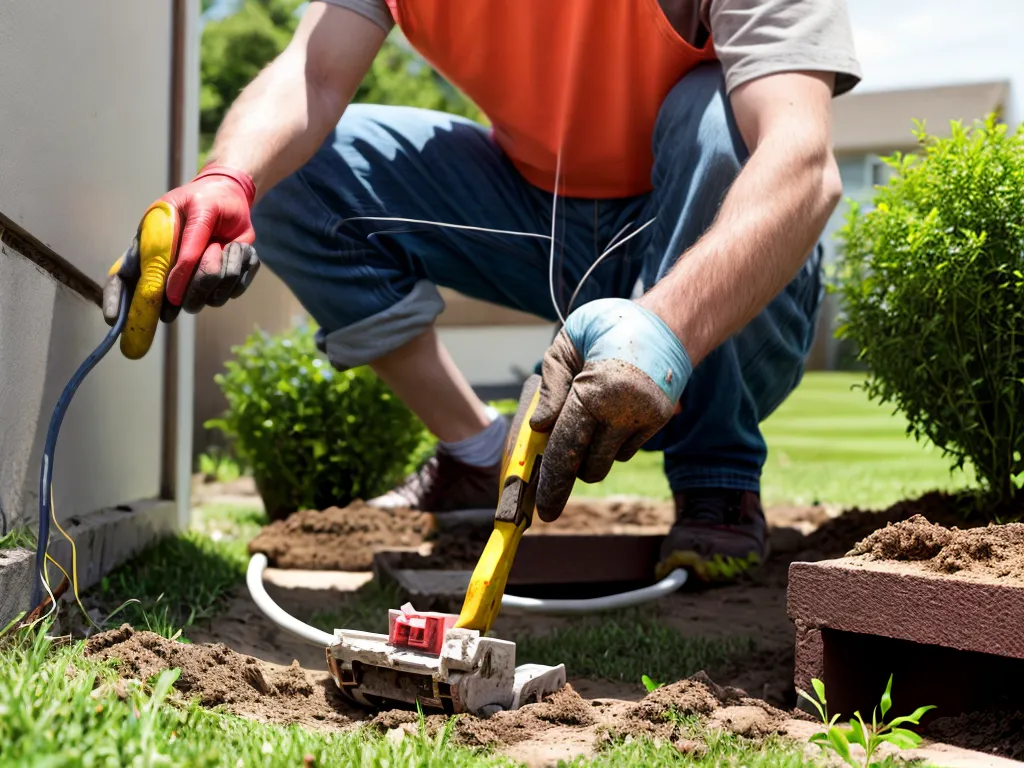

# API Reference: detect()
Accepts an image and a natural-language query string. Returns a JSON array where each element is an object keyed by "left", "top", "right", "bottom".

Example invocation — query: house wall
[{"left": 0, "top": 1, "right": 174, "bottom": 527}]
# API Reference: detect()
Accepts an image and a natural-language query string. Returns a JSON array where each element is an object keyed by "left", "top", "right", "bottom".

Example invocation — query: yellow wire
[{"left": 48, "top": 484, "right": 97, "bottom": 627}]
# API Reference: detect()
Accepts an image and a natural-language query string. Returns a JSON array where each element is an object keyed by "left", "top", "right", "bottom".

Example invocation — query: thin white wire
[
  {"left": 340, "top": 216, "right": 553, "bottom": 242},
  {"left": 548, "top": 150, "right": 566, "bottom": 325},
  {"left": 566, "top": 216, "right": 657, "bottom": 314}
]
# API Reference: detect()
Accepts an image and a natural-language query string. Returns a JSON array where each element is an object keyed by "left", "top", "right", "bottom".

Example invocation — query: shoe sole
[{"left": 656, "top": 549, "right": 764, "bottom": 584}]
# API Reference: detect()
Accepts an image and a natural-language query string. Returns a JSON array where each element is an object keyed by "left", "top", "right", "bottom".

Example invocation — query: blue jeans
[{"left": 251, "top": 63, "right": 823, "bottom": 494}]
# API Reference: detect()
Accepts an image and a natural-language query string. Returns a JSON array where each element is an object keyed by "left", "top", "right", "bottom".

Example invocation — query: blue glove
[{"left": 530, "top": 298, "right": 692, "bottom": 521}]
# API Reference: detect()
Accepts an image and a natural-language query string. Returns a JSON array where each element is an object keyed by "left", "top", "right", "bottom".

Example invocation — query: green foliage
[
  {"left": 797, "top": 675, "right": 935, "bottom": 767},
  {"left": 205, "top": 324, "right": 426, "bottom": 519},
  {"left": 355, "top": 37, "right": 483, "bottom": 122},
  {"left": 200, "top": 0, "right": 302, "bottom": 134},
  {"left": 200, "top": 3, "right": 483, "bottom": 140},
  {"left": 196, "top": 446, "right": 246, "bottom": 484},
  {"left": 837, "top": 115, "right": 1024, "bottom": 503},
  {"left": 0, "top": 527, "right": 35, "bottom": 550},
  {"left": 641, "top": 674, "right": 664, "bottom": 693}
]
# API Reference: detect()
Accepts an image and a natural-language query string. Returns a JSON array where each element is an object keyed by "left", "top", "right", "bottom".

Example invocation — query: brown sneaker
[
  {"left": 367, "top": 445, "right": 501, "bottom": 528},
  {"left": 655, "top": 489, "right": 768, "bottom": 583}
]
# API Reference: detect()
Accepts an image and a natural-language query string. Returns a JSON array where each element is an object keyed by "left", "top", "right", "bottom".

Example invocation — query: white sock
[{"left": 439, "top": 406, "right": 508, "bottom": 467}]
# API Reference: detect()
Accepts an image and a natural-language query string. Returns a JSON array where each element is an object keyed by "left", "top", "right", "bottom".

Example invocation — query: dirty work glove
[
  {"left": 530, "top": 298, "right": 691, "bottom": 521},
  {"left": 103, "top": 164, "right": 260, "bottom": 359}
]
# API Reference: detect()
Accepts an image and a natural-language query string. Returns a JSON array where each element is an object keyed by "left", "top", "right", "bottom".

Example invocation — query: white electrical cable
[
  {"left": 500, "top": 568, "right": 688, "bottom": 615},
  {"left": 247, "top": 553, "right": 337, "bottom": 648},
  {"left": 247, "top": 553, "right": 688, "bottom": 643},
  {"left": 565, "top": 216, "right": 658, "bottom": 315}
]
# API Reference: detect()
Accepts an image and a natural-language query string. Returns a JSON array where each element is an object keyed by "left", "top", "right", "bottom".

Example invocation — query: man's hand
[
  {"left": 530, "top": 298, "right": 692, "bottom": 521},
  {"left": 104, "top": 165, "right": 259, "bottom": 359}
]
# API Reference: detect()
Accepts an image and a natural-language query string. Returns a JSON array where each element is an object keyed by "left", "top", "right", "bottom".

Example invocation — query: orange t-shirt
[{"left": 384, "top": 0, "right": 717, "bottom": 198}]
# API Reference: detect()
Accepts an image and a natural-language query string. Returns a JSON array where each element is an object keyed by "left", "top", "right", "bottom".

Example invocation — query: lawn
[
  {"left": 573, "top": 371, "right": 970, "bottom": 508},
  {"left": 1, "top": 371, "right": 964, "bottom": 767}
]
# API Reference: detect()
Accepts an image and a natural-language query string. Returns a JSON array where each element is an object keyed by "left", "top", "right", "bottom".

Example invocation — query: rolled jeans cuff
[{"left": 317, "top": 280, "right": 446, "bottom": 370}]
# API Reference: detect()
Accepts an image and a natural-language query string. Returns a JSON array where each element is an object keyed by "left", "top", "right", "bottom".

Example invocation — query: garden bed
[{"left": 789, "top": 515, "right": 1024, "bottom": 760}]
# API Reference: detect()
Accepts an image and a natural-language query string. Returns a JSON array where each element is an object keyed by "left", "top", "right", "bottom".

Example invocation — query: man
[{"left": 105, "top": 1, "right": 860, "bottom": 583}]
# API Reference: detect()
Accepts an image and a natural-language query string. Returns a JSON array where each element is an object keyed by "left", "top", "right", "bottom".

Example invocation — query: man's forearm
[
  {"left": 205, "top": 3, "right": 386, "bottom": 200},
  {"left": 639, "top": 129, "right": 841, "bottom": 366}
]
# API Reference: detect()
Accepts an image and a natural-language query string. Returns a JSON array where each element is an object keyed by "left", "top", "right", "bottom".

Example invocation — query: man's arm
[
  {"left": 206, "top": 1, "right": 388, "bottom": 199},
  {"left": 637, "top": 71, "right": 842, "bottom": 364}
]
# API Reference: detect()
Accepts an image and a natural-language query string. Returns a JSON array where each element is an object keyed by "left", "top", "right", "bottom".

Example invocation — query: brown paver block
[{"left": 788, "top": 558, "right": 1024, "bottom": 724}]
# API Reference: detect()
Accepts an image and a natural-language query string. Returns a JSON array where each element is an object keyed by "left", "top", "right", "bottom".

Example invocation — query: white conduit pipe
[
  {"left": 247, "top": 553, "right": 336, "bottom": 647},
  {"left": 248, "top": 553, "right": 689, "bottom": 645},
  {"left": 499, "top": 568, "right": 689, "bottom": 614}
]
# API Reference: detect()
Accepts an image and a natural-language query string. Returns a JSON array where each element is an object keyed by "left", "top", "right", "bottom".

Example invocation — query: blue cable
[{"left": 32, "top": 284, "right": 129, "bottom": 609}]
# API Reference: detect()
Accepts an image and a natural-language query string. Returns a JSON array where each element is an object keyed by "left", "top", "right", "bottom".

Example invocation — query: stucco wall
[
  {"left": 0, "top": 246, "right": 165, "bottom": 528},
  {"left": 0, "top": 1, "right": 173, "bottom": 527},
  {"left": 0, "top": 1, "right": 174, "bottom": 285}
]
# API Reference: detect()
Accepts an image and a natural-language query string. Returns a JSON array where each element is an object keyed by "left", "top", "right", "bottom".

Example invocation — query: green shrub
[
  {"left": 837, "top": 116, "right": 1024, "bottom": 503},
  {"left": 206, "top": 325, "right": 426, "bottom": 519}
]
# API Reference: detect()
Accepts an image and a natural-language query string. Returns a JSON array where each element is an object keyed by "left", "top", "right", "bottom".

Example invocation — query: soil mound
[
  {"left": 249, "top": 497, "right": 673, "bottom": 571},
  {"left": 85, "top": 625, "right": 358, "bottom": 730},
  {"left": 248, "top": 501, "right": 435, "bottom": 570},
  {"left": 849, "top": 514, "right": 1024, "bottom": 581},
  {"left": 453, "top": 684, "right": 597, "bottom": 747}
]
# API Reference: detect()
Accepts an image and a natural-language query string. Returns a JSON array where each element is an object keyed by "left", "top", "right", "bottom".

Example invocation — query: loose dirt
[
  {"left": 85, "top": 624, "right": 361, "bottom": 731},
  {"left": 240, "top": 490, "right": 999, "bottom": 714},
  {"left": 849, "top": 514, "right": 1024, "bottom": 582},
  {"left": 249, "top": 497, "right": 675, "bottom": 571},
  {"left": 171, "top": 489, "right": 1024, "bottom": 762},
  {"left": 85, "top": 626, "right": 805, "bottom": 764},
  {"left": 248, "top": 501, "right": 435, "bottom": 571}
]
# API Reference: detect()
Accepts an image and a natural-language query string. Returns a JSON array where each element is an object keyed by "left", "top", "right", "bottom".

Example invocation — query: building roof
[{"left": 833, "top": 80, "right": 1010, "bottom": 155}]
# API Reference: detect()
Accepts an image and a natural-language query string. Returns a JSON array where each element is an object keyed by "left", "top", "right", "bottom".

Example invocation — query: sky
[{"left": 849, "top": 0, "right": 1023, "bottom": 121}]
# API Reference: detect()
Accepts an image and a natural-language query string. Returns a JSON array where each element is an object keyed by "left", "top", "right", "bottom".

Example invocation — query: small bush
[
  {"left": 837, "top": 116, "right": 1024, "bottom": 503},
  {"left": 206, "top": 325, "right": 426, "bottom": 519}
]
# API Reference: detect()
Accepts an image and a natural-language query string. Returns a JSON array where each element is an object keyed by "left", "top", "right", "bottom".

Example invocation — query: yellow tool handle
[
  {"left": 119, "top": 201, "right": 179, "bottom": 359},
  {"left": 455, "top": 376, "right": 548, "bottom": 633}
]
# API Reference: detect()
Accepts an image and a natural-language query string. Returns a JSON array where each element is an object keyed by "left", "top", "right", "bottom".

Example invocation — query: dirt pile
[
  {"left": 610, "top": 672, "right": 791, "bottom": 743},
  {"left": 85, "top": 625, "right": 359, "bottom": 730},
  {"left": 248, "top": 501, "right": 435, "bottom": 570},
  {"left": 849, "top": 514, "right": 1024, "bottom": 581},
  {"left": 248, "top": 497, "right": 674, "bottom": 571}
]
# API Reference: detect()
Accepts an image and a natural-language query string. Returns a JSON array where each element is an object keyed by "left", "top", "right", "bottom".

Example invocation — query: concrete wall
[{"left": 0, "top": 1, "right": 174, "bottom": 527}]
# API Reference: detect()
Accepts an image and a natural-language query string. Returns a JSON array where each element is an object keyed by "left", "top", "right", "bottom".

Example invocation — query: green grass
[
  {"left": 572, "top": 372, "right": 971, "bottom": 509},
  {"left": 0, "top": 623, "right": 807, "bottom": 767},
  {"left": 95, "top": 504, "right": 266, "bottom": 638},
  {"left": 580, "top": 718, "right": 817, "bottom": 768},
  {"left": 0, "top": 527, "right": 35, "bottom": 550},
  {"left": 513, "top": 609, "right": 754, "bottom": 685},
  {"left": 309, "top": 580, "right": 402, "bottom": 635},
  {"left": 0, "top": 624, "right": 515, "bottom": 767}
]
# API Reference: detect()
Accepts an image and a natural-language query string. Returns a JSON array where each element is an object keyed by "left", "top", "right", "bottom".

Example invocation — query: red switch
[{"left": 387, "top": 606, "right": 458, "bottom": 656}]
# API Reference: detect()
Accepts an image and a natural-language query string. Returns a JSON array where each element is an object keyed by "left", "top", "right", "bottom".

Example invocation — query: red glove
[{"left": 104, "top": 165, "right": 261, "bottom": 359}]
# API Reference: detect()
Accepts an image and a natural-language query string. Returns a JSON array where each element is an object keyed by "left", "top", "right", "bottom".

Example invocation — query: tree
[
  {"left": 200, "top": 0, "right": 302, "bottom": 135},
  {"left": 200, "top": 2, "right": 483, "bottom": 140}
]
